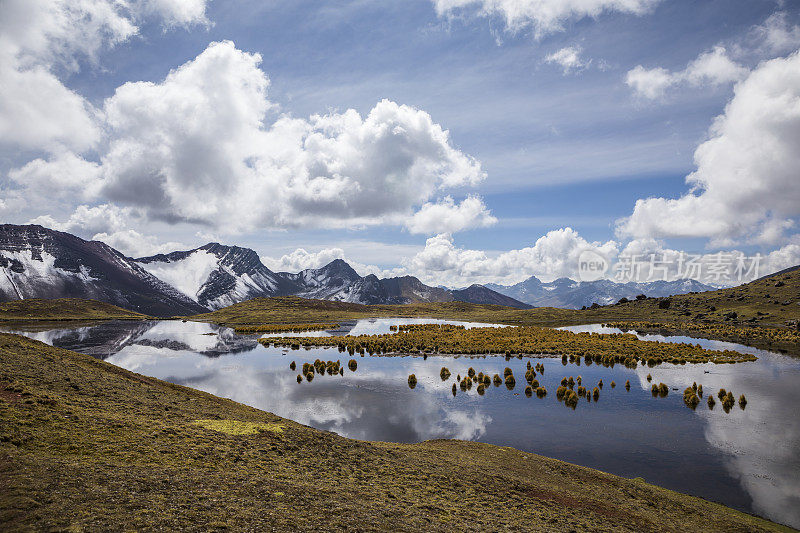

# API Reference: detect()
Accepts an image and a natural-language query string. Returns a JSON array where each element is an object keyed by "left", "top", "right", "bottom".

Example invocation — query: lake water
[{"left": 2, "top": 318, "right": 799, "bottom": 528}]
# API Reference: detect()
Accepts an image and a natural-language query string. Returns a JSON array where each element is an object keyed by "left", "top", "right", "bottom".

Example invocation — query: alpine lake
[{"left": 3, "top": 317, "right": 799, "bottom": 528}]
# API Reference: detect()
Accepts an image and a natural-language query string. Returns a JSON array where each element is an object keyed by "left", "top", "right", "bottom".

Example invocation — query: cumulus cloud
[
  {"left": 626, "top": 46, "right": 747, "bottom": 100},
  {"left": 83, "top": 41, "right": 483, "bottom": 232},
  {"left": 29, "top": 204, "right": 131, "bottom": 237},
  {"left": 92, "top": 229, "right": 188, "bottom": 258},
  {"left": 618, "top": 52, "right": 800, "bottom": 244},
  {"left": 544, "top": 46, "right": 590, "bottom": 74},
  {"left": 404, "top": 228, "right": 619, "bottom": 286},
  {"left": 0, "top": 0, "right": 209, "bottom": 153},
  {"left": 261, "top": 248, "right": 347, "bottom": 273},
  {"left": 406, "top": 196, "right": 497, "bottom": 234},
  {"left": 8, "top": 151, "right": 103, "bottom": 203},
  {"left": 432, "top": 0, "right": 660, "bottom": 36}
]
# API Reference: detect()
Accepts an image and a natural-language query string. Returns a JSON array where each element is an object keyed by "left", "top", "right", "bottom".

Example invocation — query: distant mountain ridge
[
  {"left": 136, "top": 245, "right": 533, "bottom": 311},
  {"left": 486, "top": 275, "right": 715, "bottom": 309},
  {"left": 0, "top": 225, "right": 530, "bottom": 315}
]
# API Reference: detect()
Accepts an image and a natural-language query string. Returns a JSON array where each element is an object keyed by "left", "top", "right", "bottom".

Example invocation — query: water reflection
[{"left": 1, "top": 319, "right": 798, "bottom": 528}]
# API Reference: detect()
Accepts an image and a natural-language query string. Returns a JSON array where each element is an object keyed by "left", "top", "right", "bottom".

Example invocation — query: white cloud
[
  {"left": 406, "top": 195, "right": 497, "bottom": 234},
  {"left": 92, "top": 229, "right": 187, "bottom": 258},
  {"left": 261, "top": 248, "right": 347, "bottom": 273},
  {"left": 0, "top": 0, "right": 209, "bottom": 153},
  {"left": 432, "top": 0, "right": 660, "bottom": 36},
  {"left": 29, "top": 204, "right": 131, "bottom": 237},
  {"left": 544, "top": 46, "right": 590, "bottom": 74},
  {"left": 618, "top": 51, "right": 800, "bottom": 244},
  {"left": 9, "top": 151, "right": 103, "bottom": 203},
  {"left": 139, "top": 0, "right": 210, "bottom": 28},
  {"left": 747, "top": 12, "right": 800, "bottom": 56},
  {"left": 404, "top": 228, "right": 619, "bottom": 285},
  {"left": 626, "top": 46, "right": 747, "bottom": 100},
  {"left": 97, "top": 40, "right": 485, "bottom": 231}
]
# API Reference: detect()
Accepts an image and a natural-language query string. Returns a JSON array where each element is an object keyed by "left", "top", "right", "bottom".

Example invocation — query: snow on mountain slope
[
  {"left": 136, "top": 243, "right": 300, "bottom": 310},
  {"left": 0, "top": 225, "right": 207, "bottom": 316},
  {"left": 138, "top": 250, "right": 219, "bottom": 302}
]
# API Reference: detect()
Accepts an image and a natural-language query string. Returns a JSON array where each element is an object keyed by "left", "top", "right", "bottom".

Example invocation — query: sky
[{"left": 1, "top": 0, "right": 799, "bottom": 287}]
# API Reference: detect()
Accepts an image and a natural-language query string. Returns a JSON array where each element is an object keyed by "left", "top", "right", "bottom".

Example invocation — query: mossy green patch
[{"left": 192, "top": 419, "right": 284, "bottom": 435}]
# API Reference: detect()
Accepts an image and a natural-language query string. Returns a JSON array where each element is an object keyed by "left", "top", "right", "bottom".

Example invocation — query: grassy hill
[
  {"left": 0, "top": 298, "right": 150, "bottom": 321},
  {"left": 0, "top": 333, "right": 791, "bottom": 532}
]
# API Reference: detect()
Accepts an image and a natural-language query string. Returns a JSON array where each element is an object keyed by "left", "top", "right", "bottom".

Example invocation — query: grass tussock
[{"left": 440, "top": 367, "right": 451, "bottom": 381}]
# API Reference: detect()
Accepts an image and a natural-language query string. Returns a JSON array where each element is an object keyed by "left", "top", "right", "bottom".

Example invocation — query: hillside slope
[
  {"left": 0, "top": 333, "right": 789, "bottom": 532},
  {"left": 0, "top": 298, "right": 149, "bottom": 321}
]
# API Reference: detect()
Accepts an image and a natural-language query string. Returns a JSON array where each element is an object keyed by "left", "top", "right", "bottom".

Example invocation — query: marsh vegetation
[{"left": 260, "top": 323, "right": 757, "bottom": 364}]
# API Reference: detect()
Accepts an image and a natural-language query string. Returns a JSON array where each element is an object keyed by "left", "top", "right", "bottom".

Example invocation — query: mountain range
[
  {"left": 0, "top": 224, "right": 715, "bottom": 315},
  {"left": 0, "top": 225, "right": 530, "bottom": 315},
  {"left": 485, "top": 275, "right": 714, "bottom": 309}
]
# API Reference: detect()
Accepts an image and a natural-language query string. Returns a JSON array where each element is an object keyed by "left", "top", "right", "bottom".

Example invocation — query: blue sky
[{"left": 1, "top": 0, "right": 799, "bottom": 286}]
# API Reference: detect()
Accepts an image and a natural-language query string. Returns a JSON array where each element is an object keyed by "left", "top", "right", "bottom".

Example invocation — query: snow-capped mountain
[
  {"left": 486, "top": 275, "right": 714, "bottom": 309},
  {"left": 0, "top": 225, "right": 531, "bottom": 314},
  {"left": 137, "top": 243, "right": 299, "bottom": 309},
  {"left": 0, "top": 225, "right": 207, "bottom": 316}
]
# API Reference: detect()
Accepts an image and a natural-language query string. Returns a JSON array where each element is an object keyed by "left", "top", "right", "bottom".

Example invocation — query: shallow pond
[{"left": 2, "top": 318, "right": 799, "bottom": 528}]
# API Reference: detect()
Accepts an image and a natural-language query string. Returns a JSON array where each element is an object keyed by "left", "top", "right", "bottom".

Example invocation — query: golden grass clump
[
  {"left": 305, "top": 372, "right": 314, "bottom": 382},
  {"left": 348, "top": 359, "right": 358, "bottom": 372},
  {"left": 536, "top": 386, "right": 547, "bottom": 397},
  {"left": 477, "top": 384, "right": 486, "bottom": 396},
  {"left": 697, "top": 384, "right": 703, "bottom": 398},
  {"left": 718, "top": 388, "right": 727, "bottom": 400},
  {"left": 738, "top": 394, "right": 747, "bottom": 409},
  {"left": 440, "top": 367, "right": 451, "bottom": 381},
  {"left": 556, "top": 386, "right": 567, "bottom": 400},
  {"left": 289, "top": 361, "right": 296, "bottom": 371},
  {"left": 407, "top": 374, "right": 417, "bottom": 389},
  {"left": 646, "top": 374, "right": 652, "bottom": 382},
  {"left": 296, "top": 374, "right": 302, "bottom": 383},
  {"left": 707, "top": 395, "right": 716, "bottom": 409},
  {"left": 452, "top": 383, "right": 457, "bottom": 396},
  {"left": 683, "top": 387, "right": 700, "bottom": 409},
  {"left": 577, "top": 385, "right": 587, "bottom": 397},
  {"left": 564, "top": 389, "right": 579, "bottom": 409},
  {"left": 610, "top": 381, "right": 616, "bottom": 388},
  {"left": 530, "top": 379, "right": 539, "bottom": 389},
  {"left": 524, "top": 385, "right": 533, "bottom": 397},
  {"left": 504, "top": 373, "right": 516, "bottom": 389},
  {"left": 598, "top": 379, "right": 603, "bottom": 389},
  {"left": 592, "top": 387, "right": 600, "bottom": 401},
  {"left": 625, "top": 380, "right": 630, "bottom": 390},
  {"left": 493, "top": 373, "right": 502, "bottom": 386},
  {"left": 722, "top": 391, "right": 735, "bottom": 411},
  {"left": 468, "top": 367, "right": 476, "bottom": 378}
]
